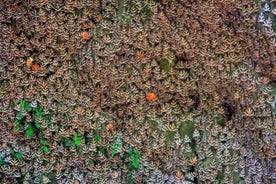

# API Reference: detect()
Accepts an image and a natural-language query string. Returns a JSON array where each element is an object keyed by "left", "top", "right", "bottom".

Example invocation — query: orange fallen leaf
[
  {"left": 42, "top": 81, "right": 47, "bottom": 89},
  {"left": 158, "top": 12, "right": 165, "bottom": 20},
  {"left": 191, "top": 156, "right": 197, "bottom": 165},
  {"left": 146, "top": 93, "right": 157, "bottom": 101},
  {"left": 107, "top": 123, "right": 114, "bottom": 131},
  {"left": 56, "top": 164, "right": 61, "bottom": 172},
  {"left": 82, "top": 32, "right": 90, "bottom": 40},
  {"left": 176, "top": 171, "right": 182, "bottom": 180},
  {"left": 246, "top": 108, "right": 253, "bottom": 118},
  {"left": 136, "top": 51, "right": 143, "bottom": 60},
  {"left": 88, "top": 22, "right": 94, "bottom": 29},
  {"left": 97, "top": 15, "right": 103, "bottom": 22},
  {"left": 26, "top": 57, "right": 33, "bottom": 68},
  {"left": 13, "top": 5, "right": 19, "bottom": 11},
  {"left": 260, "top": 76, "right": 269, "bottom": 84},
  {"left": 77, "top": 107, "right": 84, "bottom": 115},
  {"left": 30, "top": 64, "right": 41, "bottom": 71}
]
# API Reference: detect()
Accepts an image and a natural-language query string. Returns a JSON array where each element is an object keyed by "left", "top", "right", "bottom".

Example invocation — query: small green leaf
[
  {"left": 65, "top": 139, "right": 74, "bottom": 147},
  {"left": 111, "top": 142, "right": 122, "bottom": 156},
  {"left": 74, "top": 8, "right": 83, "bottom": 17},
  {"left": 15, "top": 120, "right": 21, "bottom": 131},
  {"left": 94, "top": 132, "right": 101, "bottom": 143},
  {"left": 0, "top": 156, "right": 4, "bottom": 166},
  {"left": 98, "top": 146, "right": 107, "bottom": 156},
  {"left": 73, "top": 132, "right": 82, "bottom": 146},
  {"left": 214, "top": 114, "right": 226, "bottom": 128},
  {"left": 128, "top": 148, "right": 140, "bottom": 169},
  {"left": 141, "top": 4, "right": 152, "bottom": 22},
  {"left": 130, "top": 155, "right": 139, "bottom": 169},
  {"left": 35, "top": 122, "right": 41, "bottom": 129},
  {"left": 34, "top": 106, "right": 44, "bottom": 118},
  {"left": 20, "top": 100, "right": 31, "bottom": 112},
  {"left": 43, "top": 115, "right": 52, "bottom": 127},
  {"left": 40, "top": 138, "right": 47, "bottom": 145},
  {"left": 26, "top": 124, "right": 34, "bottom": 139},
  {"left": 8, "top": 149, "right": 14, "bottom": 155},
  {"left": 25, "top": 104, "right": 32, "bottom": 112},
  {"left": 41, "top": 146, "right": 49, "bottom": 153},
  {"left": 39, "top": 175, "right": 43, "bottom": 182},
  {"left": 20, "top": 100, "right": 26, "bottom": 110},
  {"left": 15, "top": 125, "right": 20, "bottom": 132},
  {"left": 61, "top": 137, "right": 73, "bottom": 147},
  {"left": 15, "top": 151, "right": 23, "bottom": 159},
  {"left": 16, "top": 113, "right": 25, "bottom": 121}
]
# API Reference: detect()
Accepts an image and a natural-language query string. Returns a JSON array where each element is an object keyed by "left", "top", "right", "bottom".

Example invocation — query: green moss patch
[
  {"left": 179, "top": 121, "right": 195, "bottom": 139},
  {"left": 146, "top": 117, "right": 159, "bottom": 131},
  {"left": 158, "top": 58, "right": 175, "bottom": 73},
  {"left": 202, "top": 156, "right": 215, "bottom": 167},
  {"left": 165, "top": 131, "right": 175, "bottom": 143},
  {"left": 214, "top": 114, "right": 226, "bottom": 128}
]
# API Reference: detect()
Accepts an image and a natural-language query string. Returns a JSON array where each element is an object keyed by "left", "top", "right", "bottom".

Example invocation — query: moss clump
[
  {"left": 146, "top": 117, "right": 159, "bottom": 131},
  {"left": 111, "top": 141, "right": 123, "bottom": 156},
  {"left": 232, "top": 173, "right": 245, "bottom": 184},
  {"left": 165, "top": 131, "right": 175, "bottom": 143},
  {"left": 179, "top": 121, "right": 195, "bottom": 139},
  {"left": 216, "top": 171, "right": 225, "bottom": 184},
  {"left": 74, "top": 8, "right": 83, "bottom": 17},
  {"left": 158, "top": 58, "right": 175, "bottom": 73},
  {"left": 140, "top": 5, "right": 152, "bottom": 22},
  {"left": 202, "top": 156, "right": 215, "bottom": 167},
  {"left": 214, "top": 114, "right": 226, "bottom": 128}
]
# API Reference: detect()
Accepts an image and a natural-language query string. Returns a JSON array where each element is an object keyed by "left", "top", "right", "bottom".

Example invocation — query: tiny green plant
[
  {"left": 61, "top": 137, "right": 74, "bottom": 147},
  {"left": 111, "top": 141, "right": 122, "bottom": 157},
  {"left": 97, "top": 146, "right": 107, "bottom": 156},
  {"left": 40, "top": 137, "right": 50, "bottom": 153},
  {"left": 73, "top": 132, "right": 82, "bottom": 146},
  {"left": 127, "top": 170, "right": 134, "bottom": 184},
  {"left": 61, "top": 132, "right": 83, "bottom": 147},
  {"left": 8, "top": 149, "right": 23, "bottom": 160},
  {"left": 127, "top": 148, "right": 140, "bottom": 184},
  {"left": 43, "top": 115, "right": 52, "bottom": 127},
  {"left": 20, "top": 100, "right": 31, "bottom": 112},
  {"left": 26, "top": 123, "right": 34, "bottom": 139},
  {"left": 14, "top": 100, "right": 52, "bottom": 139},
  {"left": 14, "top": 151, "right": 23, "bottom": 159},
  {"left": 0, "top": 156, "right": 4, "bottom": 166},
  {"left": 94, "top": 132, "right": 101, "bottom": 143},
  {"left": 128, "top": 148, "right": 140, "bottom": 169},
  {"left": 15, "top": 113, "right": 26, "bottom": 131},
  {"left": 34, "top": 106, "right": 44, "bottom": 118},
  {"left": 41, "top": 145, "right": 49, "bottom": 153}
]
